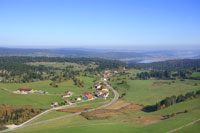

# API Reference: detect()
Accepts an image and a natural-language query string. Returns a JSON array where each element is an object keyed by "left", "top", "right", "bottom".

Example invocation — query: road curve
[{"left": 1, "top": 77, "right": 119, "bottom": 133}]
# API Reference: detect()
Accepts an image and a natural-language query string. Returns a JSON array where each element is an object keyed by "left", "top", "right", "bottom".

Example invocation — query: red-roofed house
[
  {"left": 99, "top": 92, "right": 109, "bottom": 100},
  {"left": 94, "top": 90, "right": 103, "bottom": 96},
  {"left": 104, "top": 73, "right": 112, "bottom": 77},
  {"left": 65, "top": 99, "right": 72, "bottom": 105},
  {"left": 62, "top": 94, "right": 71, "bottom": 98},
  {"left": 17, "top": 88, "right": 34, "bottom": 94},
  {"left": 82, "top": 92, "right": 94, "bottom": 100}
]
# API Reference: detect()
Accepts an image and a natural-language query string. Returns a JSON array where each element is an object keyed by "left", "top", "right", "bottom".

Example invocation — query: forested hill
[
  {"left": 129, "top": 59, "right": 200, "bottom": 70},
  {"left": 0, "top": 56, "right": 125, "bottom": 74},
  {"left": 0, "top": 48, "right": 144, "bottom": 59}
]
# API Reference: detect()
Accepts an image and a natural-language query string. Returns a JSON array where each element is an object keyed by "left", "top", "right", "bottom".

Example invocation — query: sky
[{"left": 0, "top": 0, "right": 200, "bottom": 49}]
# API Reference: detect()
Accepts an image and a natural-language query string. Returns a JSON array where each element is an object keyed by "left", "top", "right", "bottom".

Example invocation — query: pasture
[
  {"left": 12, "top": 97, "right": 200, "bottom": 133},
  {"left": 0, "top": 76, "right": 95, "bottom": 108},
  {"left": 111, "top": 79, "right": 200, "bottom": 105}
]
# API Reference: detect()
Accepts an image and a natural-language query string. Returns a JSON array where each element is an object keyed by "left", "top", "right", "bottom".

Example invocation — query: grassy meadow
[
  {"left": 111, "top": 78, "right": 200, "bottom": 105},
  {"left": 0, "top": 76, "right": 95, "bottom": 108},
  {"left": 12, "top": 97, "right": 200, "bottom": 133}
]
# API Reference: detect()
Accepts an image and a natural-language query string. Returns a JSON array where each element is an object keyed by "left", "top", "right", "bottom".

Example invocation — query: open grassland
[
  {"left": 111, "top": 79, "right": 200, "bottom": 105},
  {"left": 30, "top": 111, "right": 70, "bottom": 123},
  {"left": 176, "top": 122, "right": 200, "bottom": 133},
  {"left": 0, "top": 76, "right": 94, "bottom": 94},
  {"left": 0, "top": 89, "right": 62, "bottom": 108},
  {"left": 0, "top": 76, "right": 95, "bottom": 108},
  {"left": 12, "top": 97, "right": 200, "bottom": 133}
]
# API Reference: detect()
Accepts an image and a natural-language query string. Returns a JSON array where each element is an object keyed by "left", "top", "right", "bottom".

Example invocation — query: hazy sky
[{"left": 0, "top": 0, "right": 200, "bottom": 49}]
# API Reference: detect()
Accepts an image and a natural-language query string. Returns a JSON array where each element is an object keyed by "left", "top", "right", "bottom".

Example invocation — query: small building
[
  {"left": 114, "top": 71, "right": 118, "bottom": 74},
  {"left": 82, "top": 92, "right": 93, "bottom": 100},
  {"left": 75, "top": 97, "right": 82, "bottom": 101},
  {"left": 103, "top": 78, "right": 108, "bottom": 81},
  {"left": 95, "top": 83, "right": 101, "bottom": 89},
  {"left": 94, "top": 90, "right": 103, "bottom": 97},
  {"left": 65, "top": 99, "right": 72, "bottom": 105},
  {"left": 98, "top": 92, "right": 109, "bottom": 100},
  {"left": 102, "top": 87, "right": 109, "bottom": 92},
  {"left": 62, "top": 94, "right": 71, "bottom": 98},
  {"left": 104, "top": 73, "right": 112, "bottom": 77},
  {"left": 17, "top": 88, "right": 34, "bottom": 94},
  {"left": 66, "top": 91, "right": 73, "bottom": 95},
  {"left": 51, "top": 102, "right": 58, "bottom": 107}
]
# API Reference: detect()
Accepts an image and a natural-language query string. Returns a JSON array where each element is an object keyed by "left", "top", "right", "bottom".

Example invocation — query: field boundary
[{"left": 167, "top": 118, "right": 200, "bottom": 133}]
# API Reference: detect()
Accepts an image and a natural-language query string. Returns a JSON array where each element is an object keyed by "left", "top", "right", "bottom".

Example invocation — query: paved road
[{"left": 1, "top": 76, "right": 119, "bottom": 133}]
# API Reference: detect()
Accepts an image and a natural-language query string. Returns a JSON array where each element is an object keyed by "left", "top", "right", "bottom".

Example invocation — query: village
[
  {"left": 51, "top": 71, "right": 113, "bottom": 107},
  {"left": 12, "top": 71, "right": 115, "bottom": 108}
]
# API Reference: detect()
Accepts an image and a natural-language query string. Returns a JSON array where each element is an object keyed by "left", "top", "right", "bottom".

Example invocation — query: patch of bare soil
[
  {"left": 152, "top": 82, "right": 171, "bottom": 86},
  {"left": 122, "top": 115, "right": 164, "bottom": 125},
  {"left": 81, "top": 100, "right": 144, "bottom": 120},
  {"left": 105, "top": 100, "right": 131, "bottom": 110}
]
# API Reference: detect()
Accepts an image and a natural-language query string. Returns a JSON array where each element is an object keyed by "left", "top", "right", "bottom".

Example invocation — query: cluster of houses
[
  {"left": 14, "top": 88, "right": 48, "bottom": 94},
  {"left": 52, "top": 71, "right": 114, "bottom": 107},
  {"left": 93, "top": 81, "right": 110, "bottom": 100}
]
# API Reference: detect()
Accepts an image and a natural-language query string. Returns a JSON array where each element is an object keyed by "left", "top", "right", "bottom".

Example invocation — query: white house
[{"left": 76, "top": 97, "right": 82, "bottom": 101}]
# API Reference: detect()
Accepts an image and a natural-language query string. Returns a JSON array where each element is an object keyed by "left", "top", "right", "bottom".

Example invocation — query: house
[
  {"left": 51, "top": 102, "right": 58, "bottom": 107},
  {"left": 82, "top": 92, "right": 93, "bottom": 100},
  {"left": 94, "top": 90, "right": 103, "bottom": 96},
  {"left": 85, "top": 94, "right": 93, "bottom": 100},
  {"left": 75, "top": 97, "right": 82, "bottom": 101},
  {"left": 65, "top": 99, "right": 72, "bottom": 105},
  {"left": 62, "top": 94, "right": 71, "bottom": 98},
  {"left": 114, "top": 71, "right": 118, "bottom": 74},
  {"left": 95, "top": 83, "right": 101, "bottom": 89},
  {"left": 17, "top": 88, "right": 34, "bottom": 94},
  {"left": 98, "top": 92, "right": 109, "bottom": 100},
  {"left": 62, "top": 91, "right": 73, "bottom": 98},
  {"left": 103, "top": 78, "right": 108, "bottom": 81},
  {"left": 102, "top": 87, "right": 109, "bottom": 92},
  {"left": 104, "top": 73, "right": 112, "bottom": 77},
  {"left": 66, "top": 91, "right": 73, "bottom": 95}
]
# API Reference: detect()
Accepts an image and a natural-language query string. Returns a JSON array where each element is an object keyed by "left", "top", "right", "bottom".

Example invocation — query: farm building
[
  {"left": 62, "top": 94, "right": 71, "bottom": 98},
  {"left": 17, "top": 88, "right": 34, "bottom": 94},
  {"left": 98, "top": 92, "right": 109, "bottom": 100},
  {"left": 82, "top": 92, "right": 94, "bottom": 100},
  {"left": 95, "top": 83, "right": 101, "bottom": 89},
  {"left": 51, "top": 102, "right": 58, "bottom": 107},
  {"left": 65, "top": 99, "right": 72, "bottom": 105},
  {"left": 75, "top": 97, "right": 82, "bottom": 101},
  {"left": 94, "top": 90, "right": 103, "bottom": 96}
]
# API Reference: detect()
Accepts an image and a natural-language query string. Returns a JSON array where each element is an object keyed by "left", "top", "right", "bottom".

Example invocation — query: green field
[
  {"left": 11, "top": 97, "right": 200, "bottom": 133},
  {"left": 111, "top": 79, "right": 200, "bottom": 105},
  {"left": 0, "top": 76, "right": 95, "bottom": 108},
  {"left": 1, "top": 68, "right": 200, "bottom": 132}
]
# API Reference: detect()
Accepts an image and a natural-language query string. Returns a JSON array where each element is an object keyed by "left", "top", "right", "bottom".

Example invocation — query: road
[{"left": 0, "top": 76, "right": 119, "bottom": 133}]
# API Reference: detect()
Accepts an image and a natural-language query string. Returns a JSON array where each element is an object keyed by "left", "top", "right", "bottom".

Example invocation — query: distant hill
[
  {"left": 0, "top": 48, "right": 146, "bottom": 59},
  {"left": 0, "top": 47, "right": 199, "bottom": 61}
]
